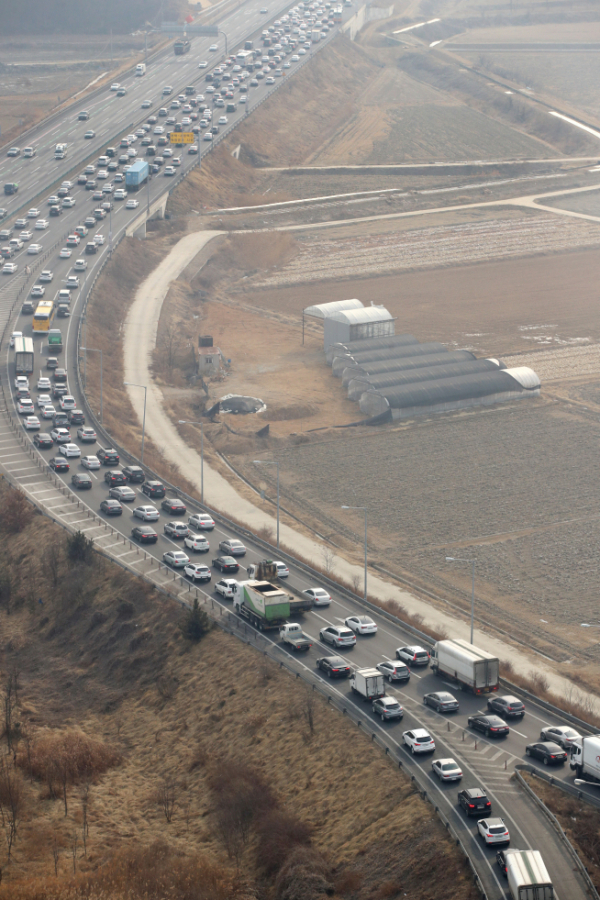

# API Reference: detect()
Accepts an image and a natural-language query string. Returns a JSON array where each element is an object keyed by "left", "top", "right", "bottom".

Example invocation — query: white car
[
  {"left": 172, "top": 156, "right": 182, "bottom": 167},
  {"left": 163, "top": 550, "right": 189, "bottom": 568},
  {"left": 40, "top": 270, "right": 53, "bottom": 282},
  {"left": 59, "top": 248, "right": 72, "bottom": 259},
  {"left": 215, "top": 578, "right": 237, "bottom": 598},
  {"left": 18, "top": 399, "right": 35, "bottom": 416},
  {"left": 153, "top": 125, "right": 164, "bottom": 135},
  {"left": 24, "top": 416, "right": 40, "bottom": 430},
  {"left": 203, "top": 132, "right": 213, "bottom": 142},
  {"left": 125, "top": 199, "right": 139, "bottom": 209},
  {"left": 81, "top": 455, "right": 100, "bottom": 470},
  {"left": 188, "top": 513, "right": 215, "bottom": 530},
  {"left": 59, "top": 395, "right": 76, "bottom": 410},
  {"left": 28, "top": 244, "right": 43, "bottom": 254},
  {"left": 31, "top": 285, "right": 45, "bottom": 297},
  {"left": 344, "top": 615, "right": 377, "bottom": 635},
  {"left": 239, "top": 95, "right": 247, "bottom": 104},
  {"left": 35, "top": 219, "right": 49, "bottom": 230},
  {"left": 198, "top": 61, "right": 208, "bottom": 68},
  {"left": 303, "top": 587, "right": 331, "bottom": 606},
  {"left": 27, "top": 208, "right": 40, "bottom": 218},
  {"left": 431, "top": 758, "right": 463, "bottom": 782},
  {"left": 59, "top": 443, "right": 81, "bottom": 458},
  {"left": 163, "top": 147, "right": 173, "bottom": 157},
  {"left": 184, "top": 564, "right": 211, "bottom": 583},
  {"left": 20, "top": 230, "right": 33, "bottom": 241},
  {"left": 96, "top": 169, "right": 108, "bottom": 180},
  {"left": 114, "top": 189, "right": 127, "bottom": 200},
  {"left": 539, "top": 725, "right": 582, "bottom": 749},
  {"left": 110, "top": 83, "right": 120, "bottom": 91},
  {"left": 37, "top": 377, "right": 51, "bottom": 391},
  {"left": 184, "top": 533, "right": 210, "bottom": 553},
  {"left": 15, "top": 375, "right": 29, "bottom": 390},
  {"left": 41, "top": 405, "right": 56, "bottom": 419},
  {"left": 218, "top": 115, "right": 228, "bottom": 125},
  {"left": 402, "top": 729, "right": 435, "bottom": 755},
  {"left": 477, "top": 818, "right": 510, "bottom": 846},
  {"left": 164, "top": 166, "right": 176, "bottom": 176},
  {"left": 319, "top": 625, "right": 355, "bottom": 648},
  {"left": 209, "top": 43, "right": 218, "bottom": 51},
  {"left": 62, "top": 197, "right": 75, "bottom": 208},
  {"left": 273, "top": 561, "right": 289, "bottom": 578},
  {"left": 266, "top": 76, "right": 275, "bottom": 84},
  {"left": 50, "top": 427, "right": 70, "bottom": 443},
  {"left": 133, "top": 505, "right": 159, "bottom": 521},
  {"left": 396, "top": 646, "right": 430, "bottom": 666},
  {"left": 94, "top": 234, "right": 105, "bottom": 245},
  {"left": 37, "top": 393, "right": 51, "bottom": 408}
]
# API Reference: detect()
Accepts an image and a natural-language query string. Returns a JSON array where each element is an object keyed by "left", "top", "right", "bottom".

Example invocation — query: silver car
[{"left": 133, "top": 505, "right": 159, "bottom": 521}]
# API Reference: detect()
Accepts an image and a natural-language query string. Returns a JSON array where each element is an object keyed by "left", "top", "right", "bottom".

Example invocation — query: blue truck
[{"left": 125, "top": 159, "right": 149, "bottom": 191}]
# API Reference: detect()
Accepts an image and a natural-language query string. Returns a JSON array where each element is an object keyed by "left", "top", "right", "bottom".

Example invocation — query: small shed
[
  {"left": 323, "top": 306, "right": 395, "bottom": 351},
  {"left": 197, "top": 346, "right": 222, "bottom": 375},
  {"left": 302, "top": 298, "right": 364, "bottom": 344}
]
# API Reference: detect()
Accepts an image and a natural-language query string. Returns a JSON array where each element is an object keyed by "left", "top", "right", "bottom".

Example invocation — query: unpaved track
[{"left": 122, "top": 229, "right": 598, "bottom": 700}]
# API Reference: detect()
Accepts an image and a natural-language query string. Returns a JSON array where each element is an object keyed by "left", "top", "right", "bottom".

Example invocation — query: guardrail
[{"left": 515, "top": 766, "right": 600, "bottom": 899}]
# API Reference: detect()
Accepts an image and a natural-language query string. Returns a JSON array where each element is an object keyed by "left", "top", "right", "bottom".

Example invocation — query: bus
[
  {"left": 333, "top": 5, "right": 343, "bottom": 21},
  {"left": 14, "top": 336, "right": 34, "bottom": 373},
  {"left": 33, "top": 300, "right": 55, "bottom": 333},
  {"left": 174, "top": 38, "right": 191, "bottom": 55}
]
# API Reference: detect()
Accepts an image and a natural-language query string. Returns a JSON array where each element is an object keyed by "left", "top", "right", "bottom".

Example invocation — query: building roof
[
  {"left": 303, "top": 298, "right": 364, "bottom": 319},
  {"left": 327, "top": 306, "right": 394, "bottom": 325}
]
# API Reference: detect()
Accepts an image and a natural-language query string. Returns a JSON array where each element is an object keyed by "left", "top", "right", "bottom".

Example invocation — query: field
[{"left": 0, "top": 488, "right": 478, "bottom": 900}]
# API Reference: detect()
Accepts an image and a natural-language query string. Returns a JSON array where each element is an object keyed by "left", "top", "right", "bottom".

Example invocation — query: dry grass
[
  {"left": 500, "top": 661, "right": 600, "bottom": 729},
  {"left": 0, "top": 484, "right": 479, "bottom": 900}
]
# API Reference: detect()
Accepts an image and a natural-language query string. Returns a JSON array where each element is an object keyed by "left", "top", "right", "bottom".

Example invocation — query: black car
[
  {"left": 467, "top": 714, "right": 509, "bottom": 738},
  {"left": 68, "top": 409, "right": 85, "bottom": 425},
  {"left": 123, "top": 465, "right": 145, "bottom": 483},
  {"left": 53, "top": 412, "right": 69, "bottom": 427},
  {"left": 100, "top": 498, "right": 122, "bottom": 516},
  {"left": 49, "top": 457, "right": 69, "bottom": 472},
  {"left": 132, "top": 525, "right": 158, "bottom": 544},
  {"left": 97, "top": 447, "right": 119, "bottom": 465},
  {"left": 458, "top": 787, "right": 492, "bottom": 818},
  {"left": 161, "top": 497, "right": 187, "bottom": 515},
  {"left": 487, "top": 695, "right": 525, "bottom": 718},
  {"left": 53, "top": 368, "right": 67, "bottom": 383},
  {"left": 47, "top": 357, "right": 58, "bottom": 369},
  {"left": 496, "top": 850, "right": 508, "bottom": 877},
  {"left": 316, "top": 656, "right": 351, "bottom": 678},
  {"left": 33, "top": 433, "right": 53, "bottom": 449},
  {"left": 212, "top": 556, "right": 239, "bottom": 573},
  {"left": 142, "top": 480, "right": 166, "bottom": 499},
  {"left": 104, "top": 469, "right": 126, "bottom": 486},
  {"left": 525, "top": 741, "right": 567, "bottom": 766},
  {"left": 423, "top": 691, "right": 460, "bottom": 713},
  {"left": 71, "top": 473, "right": 93, "bottom": 490},
  {"left": 52, "top": 385, "right": 68, "bottom": 398}
]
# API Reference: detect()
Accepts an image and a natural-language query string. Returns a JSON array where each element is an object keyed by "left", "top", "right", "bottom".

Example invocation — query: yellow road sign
[{"left": 170, "top": 132, "right": 195, "bottom": 144}]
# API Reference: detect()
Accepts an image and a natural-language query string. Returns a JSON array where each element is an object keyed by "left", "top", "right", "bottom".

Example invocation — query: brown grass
[
  {"left": 0, "top": 483, "right": 479, "bottom": 900},
  {"left": 21, "top": 732, "right": 120, "bottom": 786}
]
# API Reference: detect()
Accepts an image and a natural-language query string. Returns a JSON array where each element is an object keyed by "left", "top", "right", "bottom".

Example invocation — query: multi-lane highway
[{"left": 0, "top": 3, "right": 596, "bottom": 898}]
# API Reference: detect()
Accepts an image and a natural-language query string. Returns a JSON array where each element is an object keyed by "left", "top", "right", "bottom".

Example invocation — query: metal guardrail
[{"left": 515, "top": 766, "right": 600, "bottom": 899}]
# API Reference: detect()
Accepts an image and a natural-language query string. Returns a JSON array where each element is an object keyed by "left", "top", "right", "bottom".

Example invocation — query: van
[
  {"left": 57, "top": 289, "right": 71, "bottom": 304},
  {"left": 106, "top": 147, "right": 117, "bottom": 158},
  {"left": 185, "top": 85, "right": 195, "bottom": 95},
  {"left": 245, "top": 39, "right": 254, "bottom": 50},
  {"left": 78, "top": 110, "right": 90, "bottom": 121},
  {"left": 226, "top": 102, "right": 237, "bottom": 113},
  {"left": 23, "top": 147, "right": 36, "bottom": 158},
  {"left": 85, "top": 242, "right": 97, "bottom": 255},
  {"left": 136, "top": 63, "right": 146, "bottom": 76}
]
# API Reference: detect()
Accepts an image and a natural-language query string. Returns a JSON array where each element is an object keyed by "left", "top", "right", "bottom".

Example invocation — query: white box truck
[
  {"left": 570, "top": 734, "right": 600, "bottom": 782},
  {"left": 54, "top": 143, "right": 68, "bottom": 160},
  {"left": 136, "top": 63, "right": 146, "bottom": 76},
  {"left": 504, "top": 850, "right": 553, "bottom": 900},
  {"left": 350, "top": 668, "right": 385, "bottom": 700},
  {"left": 311, "top": 29, "right": 321, "bottom": 42},
  {"left": 430, "top": 638, "right": 499, "bottom": 694}
]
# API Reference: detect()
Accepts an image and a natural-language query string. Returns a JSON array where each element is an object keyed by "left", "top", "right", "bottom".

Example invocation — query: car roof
[
  {"left": 465, "top": 788, "right": 487, "bottom": 798},
  {"left": 413, "top": 728, "right": 432, "bottom": 738}
]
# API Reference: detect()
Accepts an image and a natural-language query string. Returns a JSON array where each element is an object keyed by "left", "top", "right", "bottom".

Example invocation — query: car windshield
[{"left": 564, "top": 729, "right": 579, "bottom": 738}]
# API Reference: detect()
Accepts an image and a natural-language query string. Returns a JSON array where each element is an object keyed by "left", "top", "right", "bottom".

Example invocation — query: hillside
[{"left": 0, "top": 483, "right": 478, "bottom": 900}]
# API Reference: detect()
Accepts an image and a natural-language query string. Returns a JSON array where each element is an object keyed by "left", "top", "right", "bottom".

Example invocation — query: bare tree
[
  {"left": 51, "top": 829, "right": 62, "bottom": 876},
  {"left": 320, "top": 545, "right": 335, "bottom": 578},
  {"left": 0, "top": 757, "right": 23, "bottom": 859},
  {"left": 303, "top": 688, "right": 316, "bottom": 739},
  {"left": 351, "top": 574, "right": 361, "bottom": 596},
  {"left": 3, "top": 672, "right": 18, "bottom": 752},
  {"left": 81, "top": 780, "right": 91, "bottom": 856},
  {"left": 158, "top": 778, "right": 176, "bottom": 824},
  {"left": 42, "top": 543, "right": 61, "bottom": 590},
  {"left": 70, "top": 830, "right": 78, "bottom": 874}
]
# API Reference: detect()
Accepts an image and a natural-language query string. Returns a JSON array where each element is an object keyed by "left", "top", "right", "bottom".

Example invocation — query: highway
[{"left": 0, "top": 4, "right": 595, "bottom": 898}]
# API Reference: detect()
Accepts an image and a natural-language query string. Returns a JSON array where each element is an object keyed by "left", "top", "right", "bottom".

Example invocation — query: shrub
[
  {"left": 274, "top": 846, "right": 332, "bottom": 900},
  {"left": 180, "top": 599, "right": 211, "bottom": 642},
  {"left": 0, "top": 489, "right": 34, "bottom": 534},
  {"left": 66, "top": 530, "right": 94, "bottom": 565},
  {"left": 255, "top": 809, "right": 313, "bottom": 876}
]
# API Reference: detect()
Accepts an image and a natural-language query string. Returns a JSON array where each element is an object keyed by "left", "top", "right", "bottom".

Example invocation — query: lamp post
[
  {"left": 178, "top": 419, "right": 204, "bottom": 504},
  {"left": 342, "top": 505, "right": 367, "bottom": 601},
  {"left": 218, "top": 30, "right": 228, "bottom": 58},
  {"left": 446, "top": 556, "right": 476, "bottom": 643},
  {"left": 124, "top": 381, "right": 147, "bottom": 463},
  {"left": 253, "top": 459, "right": 279, "bottom": 550},
  {"left": 81, "top": 347, "right": 102, "bottom": 423}
]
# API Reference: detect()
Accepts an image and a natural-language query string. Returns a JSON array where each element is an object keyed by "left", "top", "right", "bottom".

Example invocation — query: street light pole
[
  {"left": 81, "top": 347, "right": 102, "bottom": 423},
  {"left": 218, "top": 29, "right": 228, "bottom": 58},
  {"left": 446, "top": 556, "right": 476, "bottom": 643},
  {"left": 124, "top": 382, "right": 147, "bottom": 463},
  {"left": 178, "top": 419, "right": 204, "bottom": 504},
  {"left": 342, "top": 505, "right": 367, "bottom": 601},
  {"left": 253, "top": 459, "right": 279, "bottom": 550}
]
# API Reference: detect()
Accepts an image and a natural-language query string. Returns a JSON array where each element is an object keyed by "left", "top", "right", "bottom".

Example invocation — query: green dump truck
[
  {"left": 232, "top": 579, "right": 290, "bottom": 630},
  {"left": 48, "top": 328, "right": 63, "bottom": 352}
]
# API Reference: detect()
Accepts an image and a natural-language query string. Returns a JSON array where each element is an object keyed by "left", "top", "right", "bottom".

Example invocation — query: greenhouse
[
  {"left": 326, "top": 333, "right": 418, "bottom": 366},
  {"left": 347, "top": 357, "right": 505, "bottom": 401},
  {"left": 336, "top": 341, "right": 451, "bottom": 381}
]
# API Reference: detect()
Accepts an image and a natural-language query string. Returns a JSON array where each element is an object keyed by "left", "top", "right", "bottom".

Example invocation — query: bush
[
  {"left": 255, "top": 809, "right": 313, "bottom": 876},
  {"left": 179, "top": 599, "right": 211, "bottom": 642},
  {"left": 20, "top": 730, "right": 120, "bottom": 786},
  {"left": 274, "top": 846, "right": 333, "bottom": 900},
  {"left": 66, "top": 530, "right": 94, "bottom": 565},
  {"left": 0, "top": 489, "right": 34, "bottom": 534}
]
